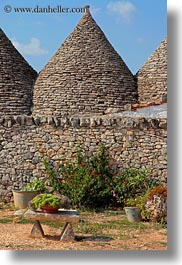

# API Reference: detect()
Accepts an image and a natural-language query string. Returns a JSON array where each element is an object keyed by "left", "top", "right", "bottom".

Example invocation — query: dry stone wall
[{"left": 0, "top": 114, "right": 167, "bottom": 202}]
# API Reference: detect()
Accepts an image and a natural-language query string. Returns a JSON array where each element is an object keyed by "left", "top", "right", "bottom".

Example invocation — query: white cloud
[
  {"left": 35, "top": 21, "right": 45, "bottom": 27},
  {"left": 137, "top": 37, "right": 145, "bottom": 44},
  {"left": 12, "top": 37, "right": 48, "bottom": 56},
  {"left": 107, "top": 1, "right": 137, "bottom": 23},
  {"left": 90, "top": 6, "right": 101, "bottom": 15}
]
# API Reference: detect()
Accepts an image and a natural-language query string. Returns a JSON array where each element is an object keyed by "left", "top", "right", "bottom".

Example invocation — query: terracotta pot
[{"left": 40, "top": 205, "right": 59, "bottom": 213}]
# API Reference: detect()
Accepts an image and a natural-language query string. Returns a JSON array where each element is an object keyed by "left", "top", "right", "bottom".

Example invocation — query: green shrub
[
  {"left": 41, "top": 143, "right": 161, "bottom": 210},
  {"left": 111, "top": 167, "right": 160, "bottom": 206},
  {"left": 58, "top": 144, "right": 114, "bottom": 209}
]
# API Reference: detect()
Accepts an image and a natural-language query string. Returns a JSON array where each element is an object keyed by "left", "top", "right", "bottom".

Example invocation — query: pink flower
[{"left": 113, "top": 193, "right": 116, "bottom": 197}]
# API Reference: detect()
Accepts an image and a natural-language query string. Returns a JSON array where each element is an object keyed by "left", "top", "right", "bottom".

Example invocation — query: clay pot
[{"left": 40, "top": 205, "right": 59, "bottom": 213}]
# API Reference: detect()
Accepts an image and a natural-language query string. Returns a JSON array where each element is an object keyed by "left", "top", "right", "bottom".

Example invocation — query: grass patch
[
  {"left": 0, "top": 203, "right": 15, "bottom": 211},
  {"left": 18, "top": 217, "right": 64, "bottom": 228},
  {"left": 105, "top": 210, "right": 124, "bottom": 216},
  {"left": 77, "top": 221, "right": 104, "bottom": 235},
  {"left": 0, "top": 218, "right": 12, "bottom": 223},
  {"left": 0, "top": 216, "right": 64, "bottom": 227},
  {"left": 75, "top": 215, "right": 149, "bottom": 239},
  {"left": 147, "top": 221, "right": 167, "bottom": 230},
  {"left": 17, "top": 218, "right": 34, "bottom": 224},
  {"left": 110, "top": 218, "right": 149, "bottom": 231},
  {"left": 80, "top": 211, "right": 95, "bottom": 218},
  {"left": 159, "top": 241, "right": 167, "bottom": 247}
]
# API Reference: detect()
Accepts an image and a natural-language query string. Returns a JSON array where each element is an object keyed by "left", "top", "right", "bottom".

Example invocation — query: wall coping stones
[{"left": 0, "top": 114, "right": 167, "bottom": 130}]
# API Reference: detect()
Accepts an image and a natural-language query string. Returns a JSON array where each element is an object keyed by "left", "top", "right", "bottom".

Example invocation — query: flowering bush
[
  {"left": 58, "top": 144, "right": 114, "bottom": 208},
  {"left": 111, "top": 167, "right": 160, "bottom": 207},
  {"left": 41, "top": 144, "right": 161, "bottom": 210},
  {"left": 41, "top": 144, "right": 113, "bottom": 209}
]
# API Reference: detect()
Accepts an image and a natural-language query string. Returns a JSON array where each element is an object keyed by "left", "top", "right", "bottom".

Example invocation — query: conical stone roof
[
  {"left": 0, "top": 28, "right": 37, "bottom": 116},
  {"left": 33, "top": 6, "right": 137, "bottom": 117},
  {"left": 136, "top": 38, "right": 167, "bottom": 105}
]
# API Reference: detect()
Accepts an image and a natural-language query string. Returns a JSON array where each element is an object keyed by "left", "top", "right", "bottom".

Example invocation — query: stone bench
[{"left": 23, "top": 209, "right": 80, "bottom": 241}]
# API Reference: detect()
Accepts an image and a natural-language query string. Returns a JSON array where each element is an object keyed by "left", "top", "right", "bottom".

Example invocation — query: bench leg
[
  {"left": 30, "top": 220, "right": 44, "bottom": 238},
  {"left": 59, "top": 222, "right": 75, "bottom": 241}
]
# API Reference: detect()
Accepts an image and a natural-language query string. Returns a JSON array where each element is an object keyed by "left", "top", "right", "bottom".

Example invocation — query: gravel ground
[{"left": 0, "top": 208, "right": 167, "bottom": 251}]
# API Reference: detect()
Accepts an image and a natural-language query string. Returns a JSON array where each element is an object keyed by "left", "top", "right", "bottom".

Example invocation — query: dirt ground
[{"left": 0, "top": 207, "right": 167, "bottom": 251}]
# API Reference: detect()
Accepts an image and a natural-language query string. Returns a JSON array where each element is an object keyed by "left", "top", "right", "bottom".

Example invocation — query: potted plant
[
  {"left": 124, "top": 191, "right": 150, "bottom": 222},
  {"left": 21, "top": 178, "right": 46, "bottom": 192},
  {"left": 124, "top": 197, "right": 142, "bottom": 222},
  {"left": 13, "top": 178, "right": 46, "bottom": 209},
  {"left": 29, "top": 193, "right": 66, "bottom": 213}
]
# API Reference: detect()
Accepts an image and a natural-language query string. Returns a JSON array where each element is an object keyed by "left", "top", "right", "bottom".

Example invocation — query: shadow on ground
[
  {"left": 43, "top": 234, "right": 113, "bottom": 242},
  {"left": 76, "top": 235, "right": 113, "bottom": 242}
]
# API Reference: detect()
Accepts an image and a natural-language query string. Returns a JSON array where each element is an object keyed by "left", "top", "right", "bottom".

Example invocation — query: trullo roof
[
  {"left": 136, "top": 38, "right": 167, "bottom": 105},
  {"left": 33, "top": 6, "right": 137, "bottom": 117},
  {"left": 0, "top": 28, "right": 37, "bottom": 115}
]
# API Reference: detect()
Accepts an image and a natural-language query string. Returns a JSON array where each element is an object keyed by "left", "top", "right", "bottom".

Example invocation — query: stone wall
[
  {"left": 136, "top": 38, "right": 167, "bottom": 105},
  {"left": 0, "top": 114, "right": 167, "bottom": 202}
]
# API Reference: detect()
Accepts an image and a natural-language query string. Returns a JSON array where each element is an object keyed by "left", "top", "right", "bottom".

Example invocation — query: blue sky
[{"left": 0, "top": 0, "right": 166, "bottom": 74}]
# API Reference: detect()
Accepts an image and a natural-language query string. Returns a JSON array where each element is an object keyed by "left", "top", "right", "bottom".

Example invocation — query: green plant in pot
[
  {"left": 21, "top": 178, "right": 46, "bottom": 192},
  {"left": 13, "top": 178, "right": 46, "bottom": 209},
  {"left": 30, "top": 193, "right": 66, "bottom": 213},
  {"left": 124, "top": 199, "right": 142, "bottom": 222},
  {"left": 124, "top": 190, "right": 151, "bottom": 222},
  {"left": 125, "top": 195, "right": 149, "bottom": 221}
]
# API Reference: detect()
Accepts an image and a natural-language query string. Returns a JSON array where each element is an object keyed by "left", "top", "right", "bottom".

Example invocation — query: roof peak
[
  {"left": 84, "top": 5, "right": 90, "bottom": 14},
  {"left": 79, "top": 5, "right": 93, "bottom": 24}
]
